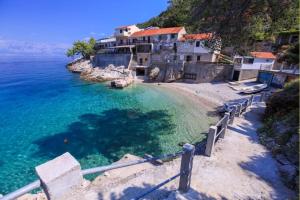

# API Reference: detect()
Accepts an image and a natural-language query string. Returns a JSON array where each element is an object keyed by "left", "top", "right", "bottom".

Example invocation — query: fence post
[
  {"left": 236, "top": 103, "right": 242, "bottom": 117},
  {"left": 35, "top": 153, "right": 83, "bottom": 200},
  {"left": 249, "top": 95, "right": 254, "bottom": 106},
  {"left": 179, "top": 143, "right": 195, "bottom": 193},
  {"left": 205, "top": 126, "right": 217, "bottom": 157},
  {"left": 260, "top": 92, "right": 265, "bottom": 102},
  {"left": 219, "top": 112, "right": 230, "bottom": 138},
  {"left": 229, "top": 106, "right": 236, "bottom": 124}
]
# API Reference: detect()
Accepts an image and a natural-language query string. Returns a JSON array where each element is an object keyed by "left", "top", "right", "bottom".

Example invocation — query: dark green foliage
[
  {"left": 265, "top": 79, "right": 299, "bottom": 119},
  {"left": 278, "top": 42, "right": 299, "bottom": 65},
  {"left": 259, "top": 79, "right": 299, "bottom": 190},
  {"left": 140, "top": 0, "right": 299, "bottom": 52},
  {"left": 66, "top": 37, "right": 96, "bottom": 59}
]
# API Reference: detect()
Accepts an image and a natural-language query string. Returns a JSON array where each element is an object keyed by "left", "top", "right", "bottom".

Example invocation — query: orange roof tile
[
  {"left": 250, "top": 52, "right": 276, "bottom": 59},
  {"left": 180, "top": 33, "right": 213, "bottom": 41},
  {"left": 130, "top": 27, "right": 184, "bottom": 37}
]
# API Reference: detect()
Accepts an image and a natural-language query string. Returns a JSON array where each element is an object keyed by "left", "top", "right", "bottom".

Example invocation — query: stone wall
[
  {"left": 148, "top": 61, "right": 233, "bottom": 83},
  {"left": 240, "top": 69, "right": 259, "bottom": 81},
  {"left": 183, "top": 63, "right": 233, "bottom": 83},
  {"left": 94, "top": 53, "right": 131, "bottom": 68}
]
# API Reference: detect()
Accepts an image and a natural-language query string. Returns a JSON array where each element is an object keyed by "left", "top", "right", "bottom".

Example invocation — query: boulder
[{"left": 149, "top": 67, "right": 160, "bottom": 80}]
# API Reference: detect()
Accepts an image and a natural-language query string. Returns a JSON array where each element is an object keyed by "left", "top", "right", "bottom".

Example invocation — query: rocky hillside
[
  {"left": 139, "top": 0, "right": 299, "bottom": 53},
  {"left": 258, "top": 79, "right": 299, "bottom": 192}
]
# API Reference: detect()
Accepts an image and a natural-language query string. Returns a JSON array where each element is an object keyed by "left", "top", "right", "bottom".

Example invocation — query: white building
[
  {"left": 177, "top": 33, "right": 221, "bottom": 63},
  {"left": 114, "top": 25, "right": 141, "bottom": 46},
  {"left": 232, "top": 52, "right": 276, "bottom": 81}
]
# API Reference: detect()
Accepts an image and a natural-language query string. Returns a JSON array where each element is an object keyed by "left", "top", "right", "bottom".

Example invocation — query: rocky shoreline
[{"left": 67, "top": 59, "right": 134, "bottom": 84}]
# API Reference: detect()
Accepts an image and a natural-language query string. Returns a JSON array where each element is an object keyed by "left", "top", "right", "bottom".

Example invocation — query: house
[
  {"left": 275, "top": 30, "right": 299, "bottom": 46},
  {"left": 95, "top": 37, "right": 116, "bottom": 51},
  {"left": 177, "top": 33, "right": 220, "bottom": 63},
  {"left": 114, "top": 25, "right": 141, "bottom": 46},
  {"left": 129, "top": 27, "right": 186, "bottom": 68},
  {"left": 232, "top": 51, "right": 276, "bottom": 81}
]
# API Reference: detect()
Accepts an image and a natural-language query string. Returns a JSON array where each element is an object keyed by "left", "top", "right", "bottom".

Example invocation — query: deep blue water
[{"left": 0, "top": 59, "right": 216, "bottom": 194}]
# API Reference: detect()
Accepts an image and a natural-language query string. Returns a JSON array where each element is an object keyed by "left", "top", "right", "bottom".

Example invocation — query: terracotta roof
[
  {"left": 130, "top": 27, "right": 184, "bottom": 37},
  {"left": 180, "top": 33, "right": 213, "bottom": 41},
  {"left": 250, "top": 52, "right": 276, "bottom": 59}
]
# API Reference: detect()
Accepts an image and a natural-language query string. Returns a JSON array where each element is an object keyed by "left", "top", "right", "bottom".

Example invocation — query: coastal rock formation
[
  {"left": 80, "top": 65, "right": 133, "bottom": 82},
  {"left": 67, "top": 59, "right": 135, "bottom": 83},
  {"left": 67, "top": 59, "right": 93, "bottom": 73}
]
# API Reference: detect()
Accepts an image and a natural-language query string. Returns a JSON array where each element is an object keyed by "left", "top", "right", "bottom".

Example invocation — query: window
[
  {"left": 196, "top": 41, "right": 200, "bottom": 47},
  {"left": 234, "top": 58, "right": 242, "bottom": 64},
  {"left": 197, "top": 55, "right": 201, "bottom": 62},
  {"left": 120, "top": 30, "right": 123, "bottom": 33},
  {"left": 173, "top": 55, "right": 177, "bottom": 60},
  {"left": 171, "top": 34, "right": 176, "bottom": 39},
  {"left": 186, "top": 55, "right": 192, "bottom": 62},
  {"left": 143, "top": 37, "right": 146, "bottom": 41},
  {"left": 145, "top": 58, "right": 148, "bottom": 62},
  {"left": 243, "top": 58, "right": 254, "bottom": 64}
]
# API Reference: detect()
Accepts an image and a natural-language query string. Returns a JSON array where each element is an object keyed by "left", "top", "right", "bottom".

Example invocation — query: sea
[{"left": 0, "top": 57, "right": 216, "bottom": 194}]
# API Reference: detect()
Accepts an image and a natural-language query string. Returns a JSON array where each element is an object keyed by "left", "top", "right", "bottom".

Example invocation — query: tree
[{"left": 66, "top": 37, "right": 96, "bottom": 59}]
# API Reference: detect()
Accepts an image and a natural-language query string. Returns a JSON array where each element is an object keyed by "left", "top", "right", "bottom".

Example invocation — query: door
[{"left": 232, "top": 70, "right": 240, "bottom": 81}]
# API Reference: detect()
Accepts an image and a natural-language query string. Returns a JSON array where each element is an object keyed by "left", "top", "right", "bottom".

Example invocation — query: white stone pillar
[{"left": 35, "top": 152, "right": 83, "bottom": 200}]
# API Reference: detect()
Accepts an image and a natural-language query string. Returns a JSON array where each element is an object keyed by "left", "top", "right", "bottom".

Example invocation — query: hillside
[{"left": 139, "top": 0, "right": 299, "bottom": 53}]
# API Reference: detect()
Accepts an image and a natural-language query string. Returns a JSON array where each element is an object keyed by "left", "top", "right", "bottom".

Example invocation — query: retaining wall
[
  {"left": 94, "top": 53, "right": 131, "bottom": 68},
  {"left": 183, "top": 63, "right": 233, "bottom": 83}
]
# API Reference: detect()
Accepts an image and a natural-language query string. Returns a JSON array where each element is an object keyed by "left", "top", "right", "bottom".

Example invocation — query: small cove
[{"left": 0, "top": 59, "right": 217, "bottom": 193}]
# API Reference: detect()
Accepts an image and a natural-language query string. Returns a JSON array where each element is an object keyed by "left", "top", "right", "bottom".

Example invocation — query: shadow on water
[{"left": 33, "top": 108, "right": 176, "bottom": 162}]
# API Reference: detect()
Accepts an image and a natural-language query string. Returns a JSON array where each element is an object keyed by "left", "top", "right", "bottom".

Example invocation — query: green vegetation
[
  {"left": 139, "top": 0, "right": 299, "bottom": 52},
  {"left": 259, "top": 79, "right": 299, "bottom": 190},
  {"left": 66, "top": 37, "right": 96, "bottom": 59},
  {"left": 278, "top": 42, "right": 299, "bottom": 65}
]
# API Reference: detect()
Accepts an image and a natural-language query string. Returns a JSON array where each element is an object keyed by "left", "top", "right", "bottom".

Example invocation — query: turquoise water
[{"left": 0, "top": 59, "right": 216, "bottom": 194}]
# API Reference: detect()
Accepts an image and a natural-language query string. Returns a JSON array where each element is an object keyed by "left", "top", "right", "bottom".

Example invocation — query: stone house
[{"left": 233, "top": 51, "right": 276, "bottom": 81}]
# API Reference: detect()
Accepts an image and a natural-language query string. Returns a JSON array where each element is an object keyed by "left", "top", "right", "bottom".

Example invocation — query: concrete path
[{"left": 168, "top": 102, "right": 295, "bottom": 200}]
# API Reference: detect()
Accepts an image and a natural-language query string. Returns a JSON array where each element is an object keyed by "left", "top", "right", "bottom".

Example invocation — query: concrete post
[
  {"left": 179, "top": 143, "right": 195, "bottom": 193},
  {"left": 229, "top": 106, "right": 236, "bottom": 124},
  {"left": 35, "top": 152, "right": 83, "bottom": 200},
  {"left": 260, "top": 92, "right": 265, "bottom": 102},
  {"left": 236, "top": 103, "right": 242, "bottom": 117},
  {"left": 205, "top": 126, "right": 217, "bottom": 157},
  {"left": 219, "top": 112, "right": 230, "bottom": 138},
  {"left": 249, "top": 95, "right": 254, "bottom": 107}
]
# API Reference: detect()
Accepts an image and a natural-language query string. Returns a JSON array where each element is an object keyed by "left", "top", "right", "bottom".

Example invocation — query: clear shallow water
[{"left": 0, "top": 59, "right": 216, "bottom": 194}]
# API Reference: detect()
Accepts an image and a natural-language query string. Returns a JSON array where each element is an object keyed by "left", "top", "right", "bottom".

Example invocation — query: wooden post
[
  {"left": 219, "top": 112, "right": 230, "bottom": 138},
  {"left": 249, "top": 95, "right": 254, "bottom": 107},
  {"left": 260, "top": 92, "right": 265, "bottom": 102},
  {"left": 205, "top": 126, "right": 217, "bottom": 157},
  {"left": 229, "top": 106, "right": 236, "bottom": 124},
  {"left": 179, "top": 143, "right": 195, "bottom": 193}
]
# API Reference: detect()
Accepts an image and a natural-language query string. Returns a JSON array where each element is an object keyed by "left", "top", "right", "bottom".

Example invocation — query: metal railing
[
  {"left": 205, "top": 92, "right": 266, "bottom": 157},
  {"left": 1, "top": 148, "right": 193, "bottom": 200}
]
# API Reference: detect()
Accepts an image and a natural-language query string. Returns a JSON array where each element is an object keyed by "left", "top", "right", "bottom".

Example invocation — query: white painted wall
[{"left": 241, "top": 58, "right": 275, "bottom": 69}]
